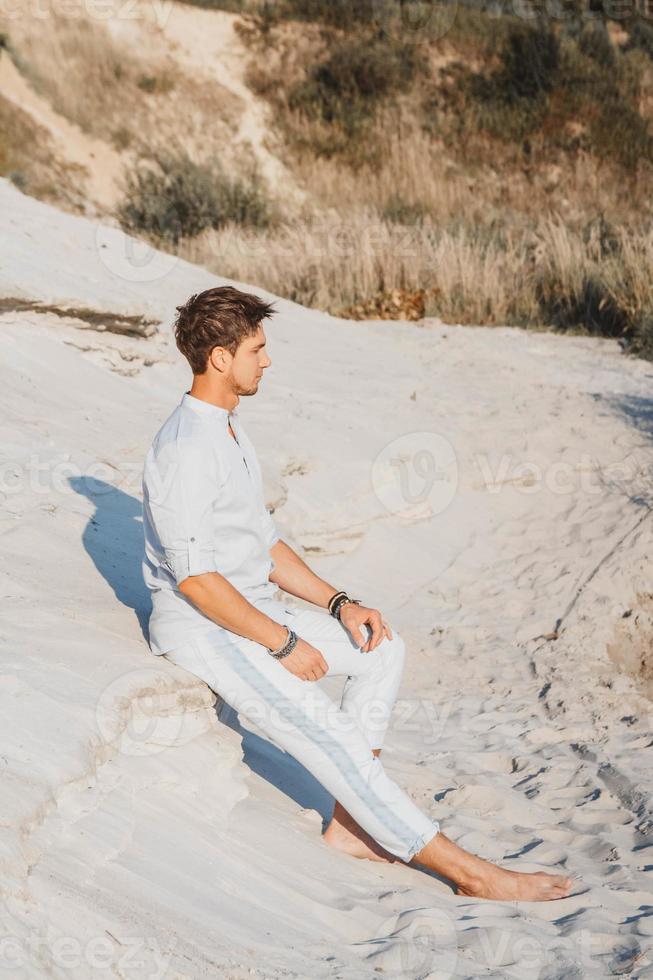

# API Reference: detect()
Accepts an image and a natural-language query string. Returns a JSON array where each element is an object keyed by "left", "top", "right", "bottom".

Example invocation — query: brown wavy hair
[{"left": 174, "top": 285, "right": 276, "bottom": 374}]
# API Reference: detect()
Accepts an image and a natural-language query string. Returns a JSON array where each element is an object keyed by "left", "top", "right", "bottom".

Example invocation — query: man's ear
[{"left": 208, "top": 346, "right": 230, "bottom": 373}]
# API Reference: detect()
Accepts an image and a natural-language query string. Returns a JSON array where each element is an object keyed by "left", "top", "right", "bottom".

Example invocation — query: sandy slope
[
  {"left": 0, "top": 50, "right": 126, "bottom": 211},
  {"left": 135, "top": 1, "right": 304, "bottom": 206},
  {"left": 1, "top": 177, "right": 652, "bottom": 978}
]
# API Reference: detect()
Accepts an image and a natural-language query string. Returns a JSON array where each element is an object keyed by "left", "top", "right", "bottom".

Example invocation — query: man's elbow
[{"left": 178, "top": 571, "right": 215, "bottom": 600}]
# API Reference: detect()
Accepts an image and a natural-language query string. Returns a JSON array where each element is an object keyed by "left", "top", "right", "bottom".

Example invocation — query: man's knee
[{"left": 380, "top": 630, "right": 405, "bottom": 674}]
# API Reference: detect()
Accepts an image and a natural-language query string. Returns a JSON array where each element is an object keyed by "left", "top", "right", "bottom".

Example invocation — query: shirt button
[{"left": 190, "top": 537, "right": 195, "bottom": 542}]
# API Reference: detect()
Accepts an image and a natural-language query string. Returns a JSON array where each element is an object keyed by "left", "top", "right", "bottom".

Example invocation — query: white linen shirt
[{"left": 142, "top": 390, "right": 280, "bottom": 655}]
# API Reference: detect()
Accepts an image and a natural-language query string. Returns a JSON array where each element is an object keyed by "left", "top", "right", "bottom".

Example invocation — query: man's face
[{"left": 226, "top": 324, "right": 271, "bottom": 396}]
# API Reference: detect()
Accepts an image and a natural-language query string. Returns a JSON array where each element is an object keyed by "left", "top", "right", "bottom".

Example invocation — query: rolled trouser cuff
[{"left": 402, "top": 820, "right": 441, "bottom": 862}]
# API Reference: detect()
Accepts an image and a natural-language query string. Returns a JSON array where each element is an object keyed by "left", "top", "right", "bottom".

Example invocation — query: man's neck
[{"left": 188, "top": 380, "right": 239, "bottom": 413}]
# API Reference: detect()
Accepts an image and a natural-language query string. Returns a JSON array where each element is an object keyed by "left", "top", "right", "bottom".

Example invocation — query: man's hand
[
  {"left": 279, "top": 637, "right": 329, "bottom": 681},
  {"left": 339, "top": 603, "right": 393, "bottom": 652}
]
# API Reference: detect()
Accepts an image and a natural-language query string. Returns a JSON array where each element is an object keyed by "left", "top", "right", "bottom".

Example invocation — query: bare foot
[
  {"left": 323, "top": 816, "right": 397, "bottom": 863},
  {"left": 456, "top": 866, "right": 574, "bottom": 902},
  {"left": 410, "top": 831, "right": 574, "bottom": 902}
]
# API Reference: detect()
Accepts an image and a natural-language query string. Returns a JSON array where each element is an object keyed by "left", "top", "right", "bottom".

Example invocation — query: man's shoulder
[
  {"left": 148, "top": 402, "right": 213, "bottom": 456},
  {"left": 144, "top": 402, "right": 225, "bottom": 485}
]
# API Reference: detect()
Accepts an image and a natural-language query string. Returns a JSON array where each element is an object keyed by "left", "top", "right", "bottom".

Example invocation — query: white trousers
[{"left": 162, "top": 597, "right": 440, "bottom": 861}]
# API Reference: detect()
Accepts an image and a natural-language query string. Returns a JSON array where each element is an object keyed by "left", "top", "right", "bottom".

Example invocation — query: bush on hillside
[
  {"left": 289, "top": 35, "right": 424, "bottom": 132},
  {"left": 118, "top": 151, "right": 272, "bottom": 243},
  {"left": 441, "top": 18, "right": 653, "bottom": 167},
  {"left": 578, "top": 22, "right": 615, "bottom": 67},
  {"left": 590, "top": 93, "right": 653, "bottom": 169},
  {"left": 625, "top": 17, "right": 653, "bottom": 60},
  {"left": 282, "top": 0, "right": 375, "bottom": 27},
  {"left": 174, "top": 0, "right": 253, "bottom": 8},
  {"left": 536, "top": 274, "right": 628, "bottom": 337},
  {"left": 136, "top": 72, "right": 176, "bottom": 94},
  {"left": 629, "top": 315, "right": 653, "bottom": 358},
  {"left": 449, "top": 21, "right": 561, "bottom": 141},
  {"left": 499, "top": 21, "right": 560, "bottom": 102},
  {"left": 557, "top": 41, "right": 653, "bottom": 169},
  {"left": 537, "top": 274, "right": 653, "bottom": 356}
]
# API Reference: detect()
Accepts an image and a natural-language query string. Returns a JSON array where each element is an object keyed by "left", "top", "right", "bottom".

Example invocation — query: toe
[{"left": 555, "top": 877, "right": 574, "bottom": 896}]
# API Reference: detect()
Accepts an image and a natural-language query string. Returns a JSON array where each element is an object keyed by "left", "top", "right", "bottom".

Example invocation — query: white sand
[{"left": 1, "top": 177, "right": 652, "bottom": 977}]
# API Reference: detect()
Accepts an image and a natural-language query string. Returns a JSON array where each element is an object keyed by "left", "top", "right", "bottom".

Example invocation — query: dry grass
[
  {"left": 178, "top": 207, "right": 653, "bottom": 354},
  {"left": 178, "top": 211, "right": 525, "bottom": 321},
  {"left": 294, "top": 110, "right": 651, "bottom": 229},
  {"left": 174, "top": 100, "right": 653, "bottom": 352}
]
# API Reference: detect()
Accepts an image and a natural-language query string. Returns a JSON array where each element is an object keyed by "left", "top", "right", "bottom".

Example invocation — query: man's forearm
[
  {"left": 179, "top": 571, "right": 288, "bottom": 650},
  {"left": 269, "top": 539, "right": 338, "bottom": 608}
]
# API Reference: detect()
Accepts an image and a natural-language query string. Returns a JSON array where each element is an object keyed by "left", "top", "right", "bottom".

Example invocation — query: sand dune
[{"left": 1, "top": 177, "right": 652, "bottom": 977}]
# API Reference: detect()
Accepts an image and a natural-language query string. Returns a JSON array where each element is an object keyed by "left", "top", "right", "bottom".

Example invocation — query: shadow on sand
[{"left": 69, "top": 475, "right": 152, "bottom": 643}]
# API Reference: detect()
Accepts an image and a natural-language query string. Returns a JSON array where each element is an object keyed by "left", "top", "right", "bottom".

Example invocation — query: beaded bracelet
[{"left": 268, "top": 628, "right": 298, "bottom": 659}]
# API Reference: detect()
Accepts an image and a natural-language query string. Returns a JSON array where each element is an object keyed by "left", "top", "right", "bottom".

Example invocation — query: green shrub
[
  {"left": 442, "top": 18, "right": 652, "bottom": 166},
  {"left": 625, "top": 17, "right": 653, "bottom": 60},
  {"left": 175, "top": 0, "right": 251, "bottom": 8},
  {"left": 283, "top": 0, "right": 375, "bottom": 27},
  {"left": 589, "top": 93, "right": 653, "bottom": 169},
  {"left": 464, "top": 78, "right": 549, "bottom": 141},
  {"left": 454, "top": 22, "right": 560, "bottom": 141},
  {"left": 289, "top": 35, "right": 423, "bottom": 131},
  {"left": 499, "top": 22, "right": 560, "bottom": 102},
  {"left": 536, "top": 274, "right": 629, "bottom": 338},
  {"left": 628, "top": 314, "right": 653, "bottom": 358},
  {"left": 578, "top": 22, "right": 615, "bottom": 67},
  {"left": 118, "top": 151, "right": 272, "bottom": 243},
  {"left": 8, "top": 170, "right": 27, "bottom": 189},
  {"left": 215, "top": 169, "right": 272, "bottom": 226},
  {"left": 557, "top": 43, "right": 653, "bottom": 169},
  {"left": 136, "top": 72, "right": 176, "bottom": 94}
]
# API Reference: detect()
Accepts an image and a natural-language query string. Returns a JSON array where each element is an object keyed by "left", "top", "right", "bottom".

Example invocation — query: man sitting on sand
[{"left": 141, "top": 285, "right": 573, "bottom": 902}]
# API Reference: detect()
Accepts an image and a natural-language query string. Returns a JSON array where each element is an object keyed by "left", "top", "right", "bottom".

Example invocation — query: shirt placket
[
  {"left": 229, "top": 413, "right": 252, "bottom": 480},
  {"left": 228, "top": 415, "right": 269, "bottom": 542}
]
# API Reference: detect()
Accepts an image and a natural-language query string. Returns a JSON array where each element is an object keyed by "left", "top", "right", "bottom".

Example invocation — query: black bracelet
[
  {"left": 331, "top": 595, "right": 361, "bottom": 621},
  {"left": 328, "top": 590, "right": 348, "bottom": 616},
  {"left": 337, "top": 598, "right": 361, "bottom": 621},
  {"left": 329, "top": 593, "right": 349, "bottom": 619}
]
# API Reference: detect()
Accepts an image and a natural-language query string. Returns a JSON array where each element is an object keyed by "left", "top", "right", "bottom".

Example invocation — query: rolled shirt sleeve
[{"left": 144, "top": 438, "right": 222, "bottom": 586}]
